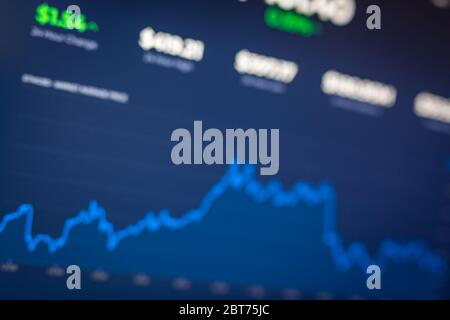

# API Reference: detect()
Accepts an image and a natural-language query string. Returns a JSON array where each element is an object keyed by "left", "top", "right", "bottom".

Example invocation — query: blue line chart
[{"left": 0, "top": 164, "right": 447, "bottom": 275}]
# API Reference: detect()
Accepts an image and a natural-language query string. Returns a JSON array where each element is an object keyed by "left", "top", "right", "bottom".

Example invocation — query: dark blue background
[{"left": 1, "top": 0, "right": 449, "bottom": 299}]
